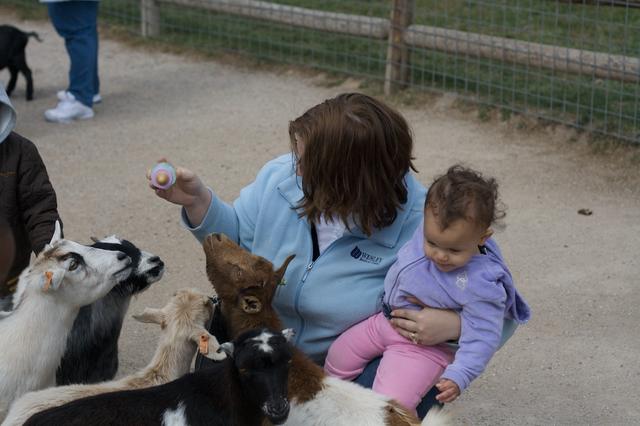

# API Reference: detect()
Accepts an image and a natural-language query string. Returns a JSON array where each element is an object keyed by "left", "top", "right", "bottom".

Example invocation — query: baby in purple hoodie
[{"left": 325, "top": 165, "right": 531, "bottom": 414}]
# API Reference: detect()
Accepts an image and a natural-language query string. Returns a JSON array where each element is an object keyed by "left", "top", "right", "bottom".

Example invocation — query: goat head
[{"left": 202, "top": 234, "right": 294, "bottom": 333}]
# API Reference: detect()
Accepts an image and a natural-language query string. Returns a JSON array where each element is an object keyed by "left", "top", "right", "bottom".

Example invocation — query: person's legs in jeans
[
  {"left": 47, "top": 1, "right": 98, "bottom": 108},
  {"left": 93, "top": 3, "right": 100, "bottom": 98},
  {"left": 324, "top": 313, "right": 387, "bottom": 380}
]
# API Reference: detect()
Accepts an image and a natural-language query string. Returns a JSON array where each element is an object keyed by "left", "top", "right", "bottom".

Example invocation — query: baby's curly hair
[{"left": 425, "top": 165, "right": 505, "bottom": 230}]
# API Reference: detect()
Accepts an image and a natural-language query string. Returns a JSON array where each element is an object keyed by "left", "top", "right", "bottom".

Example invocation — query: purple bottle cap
[{"left": 151, "top": 162, "right": 176, "bottom": 190}]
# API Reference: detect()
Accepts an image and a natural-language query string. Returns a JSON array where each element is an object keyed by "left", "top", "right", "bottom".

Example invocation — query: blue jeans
[
  {"left": 47, "top": 1, "right": 99, "bottom": 107},
  {"left": 355, "top": 357, "right": 441, "bottom": 418}
]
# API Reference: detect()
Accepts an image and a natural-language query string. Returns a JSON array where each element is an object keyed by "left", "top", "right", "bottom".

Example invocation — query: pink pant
[{"left": 325, "top": 312, "right": 454, "bottom": 415}]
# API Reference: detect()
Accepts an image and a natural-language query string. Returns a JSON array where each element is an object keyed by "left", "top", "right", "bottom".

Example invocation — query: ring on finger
[{"left": 410, "top": 332, "right": 418, "bottom": 344}]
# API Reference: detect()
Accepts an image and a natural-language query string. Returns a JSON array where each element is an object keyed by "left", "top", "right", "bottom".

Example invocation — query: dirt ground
[{"left": 2, "top": 11, "right": 640, "bottom": 425}]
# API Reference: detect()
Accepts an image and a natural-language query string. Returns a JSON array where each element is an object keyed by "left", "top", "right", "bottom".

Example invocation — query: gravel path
[{"left": 3, "top": 11, "right": 640, "bottom": 425}]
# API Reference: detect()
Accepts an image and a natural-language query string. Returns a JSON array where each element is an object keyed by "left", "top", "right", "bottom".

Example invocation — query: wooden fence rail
[
  {"left": 406, "top": 25, "right": 640, "bottom": 84},
  {"left": 140, "top": 0, "right": 640, "bottom": 94},
  {"left": 150, "top": 0, "right": 389, "bottom": 38}
]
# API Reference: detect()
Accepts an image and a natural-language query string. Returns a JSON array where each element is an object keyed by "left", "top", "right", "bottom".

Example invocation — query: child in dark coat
[{"left": 0, "top": 84, "right": 61, "bottom": 297}]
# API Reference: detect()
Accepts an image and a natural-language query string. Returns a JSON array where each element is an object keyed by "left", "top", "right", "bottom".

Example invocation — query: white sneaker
[
  {"left": 44, "top": 99, "right": 94, "bottom": 123},
  {"left": 56, "top": 90, "right": 102, "bottom": 104}
]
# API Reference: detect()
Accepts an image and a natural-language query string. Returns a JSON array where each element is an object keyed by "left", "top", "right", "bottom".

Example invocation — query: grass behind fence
[{"left": 5, "top": 0, "right": 639, "bottom": 142}]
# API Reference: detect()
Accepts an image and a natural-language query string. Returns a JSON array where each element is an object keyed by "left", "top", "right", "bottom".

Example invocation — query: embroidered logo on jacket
[
  {"left": 456, "top": 271, "right": 468, "bottom": 290},
  {"left": 350, "top": 246, "right": 382, "bottom": 265}
]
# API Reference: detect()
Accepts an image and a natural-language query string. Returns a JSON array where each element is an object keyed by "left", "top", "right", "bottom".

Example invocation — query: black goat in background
[{"left": 0, "top": 25, "right": 41, "bottom": 101}]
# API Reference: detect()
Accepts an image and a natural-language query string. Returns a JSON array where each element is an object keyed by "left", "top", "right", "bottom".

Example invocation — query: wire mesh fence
[{"left": 5, "top": 0, "right": 640, "bottom": 143}]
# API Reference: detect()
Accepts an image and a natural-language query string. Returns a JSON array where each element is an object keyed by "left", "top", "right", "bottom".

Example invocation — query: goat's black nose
[
  {"left": 149, "top": 256, "right": 161, "bottom": 263},
  {"left": 117, "top": 252, "right": 128, "bottom": 261}
]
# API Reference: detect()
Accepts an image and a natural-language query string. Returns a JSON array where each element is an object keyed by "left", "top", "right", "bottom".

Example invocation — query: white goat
[
  {"left": 0, "top": 222, "right": 133, "bottom": 421},
  {"left": 3, "top": 288, "right": 226, "bottom": 426}
]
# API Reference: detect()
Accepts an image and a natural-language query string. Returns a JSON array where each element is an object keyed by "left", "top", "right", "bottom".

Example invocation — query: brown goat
[{"left": 202, "top": 233, "right": 450, "bottom": 426}]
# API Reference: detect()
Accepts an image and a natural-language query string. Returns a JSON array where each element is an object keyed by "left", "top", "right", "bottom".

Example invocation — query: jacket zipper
[
  {"left": 301, "top": 261, "right": 314, "bottom": 282},
  {"left": 293, "top": 230, "right": 342, "bottom": 346},
  {"left": 387, "top": 256, "right": 426, "bottom": 306},
  {"left": 292, "top": 262, "right": 312, "bottom": 346}
]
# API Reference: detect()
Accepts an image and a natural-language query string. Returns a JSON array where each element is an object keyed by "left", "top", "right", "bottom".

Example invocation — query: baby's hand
[{"left": 435, "top": 379, "right": 460, "bottom": 403}]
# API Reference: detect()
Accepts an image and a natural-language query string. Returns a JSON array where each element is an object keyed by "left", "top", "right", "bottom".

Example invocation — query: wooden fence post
[
  {"left": 384, "top": 0, "right": 414, "bottom": 95},
  {"left": 141, "top": 0, "right": 161, "bottom": 37}
]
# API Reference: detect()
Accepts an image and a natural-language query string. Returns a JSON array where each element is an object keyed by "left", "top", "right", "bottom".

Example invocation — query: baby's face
[{"left": 423, "top": 208, "right": 491, "bottom": 273}]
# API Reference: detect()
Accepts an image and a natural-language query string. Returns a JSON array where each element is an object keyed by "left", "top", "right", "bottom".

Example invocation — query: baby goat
[
  {"left": 56, "top": 236, "right": 165, "bottom": 385},
  {"left": 3, "top": 288, "right": 224, "bottom": 426},
  {"left": 198, "top": 233, "right": 452, "bottom": 426},
  {"left": 23, "top": 328, "right": 294, "bottom": 426},
  {"left": 0, "top": 25, "right": 41, "bottom": 101},
  {"left": 0, "top": 222, "right": 132, "bottom": 421}
]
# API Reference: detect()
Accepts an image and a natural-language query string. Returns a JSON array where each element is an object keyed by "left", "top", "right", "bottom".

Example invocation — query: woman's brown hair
[{"left": 289, "top": 93, "right": 416, "bottom": 236}]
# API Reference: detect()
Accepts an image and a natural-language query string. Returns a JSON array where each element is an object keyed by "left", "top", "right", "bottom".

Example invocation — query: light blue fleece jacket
[{"left": 182, "top": 153, "right": 426, "bottom": 364}]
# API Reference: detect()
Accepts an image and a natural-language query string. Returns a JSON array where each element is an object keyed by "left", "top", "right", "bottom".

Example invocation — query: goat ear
[
  {"left": 240, "top": 295, "right": 262, "bottom": 314},
  {"left": 41, "top": 270, "right": 64, "bottom": 292},
  {"left": 193, "top": 331, "right": 227, "bottom": 361},
  {"left": 281, "top": 328, "right": 295, "bottom": 342},
  {"left": 274, "top": 254, "right": 295, "bottom": 284},
  {"left": 219, "top": 342, "right": 235, "bottom": 358},
  {"left": 49, "top": 221, "right": 62, "bottom": 245},
  {"left": 132, "top": 308, "right": 166, "bottom": 326}
]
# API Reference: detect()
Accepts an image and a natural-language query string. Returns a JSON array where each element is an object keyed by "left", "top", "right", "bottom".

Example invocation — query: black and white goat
[
  {"left": 56, "top": 235, "right": 165, "bottom": 385},
  {"left": 23, "top": 328, "right": 294, "bottom": 426},
  {"left": 3, "top": 288, "right": 225, "bottom": 426},
  {"left": 0, "top": 25, "right": 41, "bottom": 101},
  {"left": 0, "top": 222, "right": 132, "bottom": 421}
]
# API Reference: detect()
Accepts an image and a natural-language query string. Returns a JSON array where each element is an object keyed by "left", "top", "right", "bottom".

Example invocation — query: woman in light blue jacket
[
  {"left": 150, "top": 93, "right": 508, "bottom": 415},
  {"left": 41, "top": 0, "right": 100, "bottom": 123}
]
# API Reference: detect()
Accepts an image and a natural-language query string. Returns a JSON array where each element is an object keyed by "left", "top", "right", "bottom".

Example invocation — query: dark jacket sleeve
[{"left": 16, "top": 137, "right": 62, "bottom": 253}]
